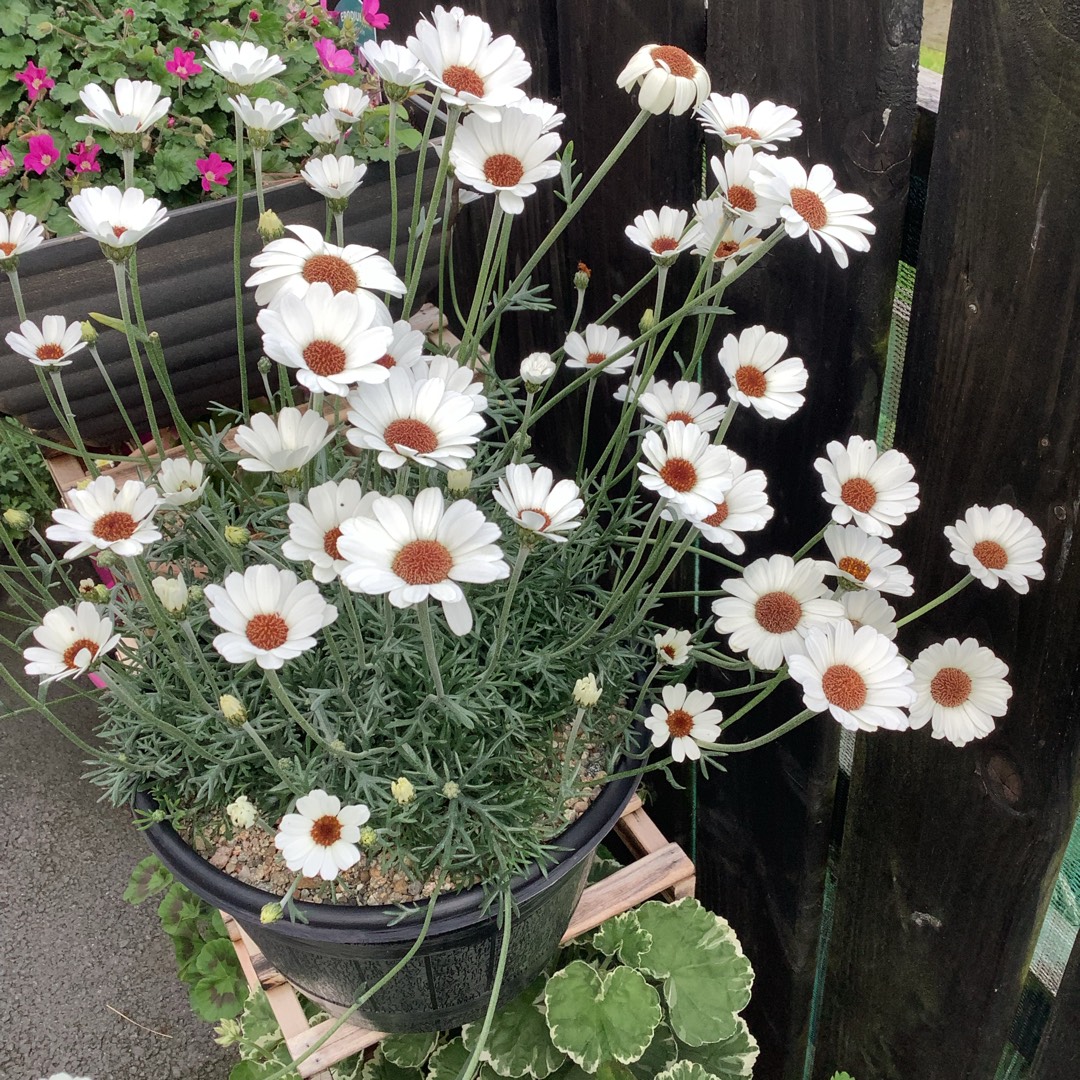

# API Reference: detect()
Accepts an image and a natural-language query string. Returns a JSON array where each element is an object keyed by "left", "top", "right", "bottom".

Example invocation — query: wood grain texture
[
  {"left": 814, "top": 2, "right": 1080, "bottom": 1077},
  {"left": 1030, "top": 936, "right": 1080, "bottom": 1080}
]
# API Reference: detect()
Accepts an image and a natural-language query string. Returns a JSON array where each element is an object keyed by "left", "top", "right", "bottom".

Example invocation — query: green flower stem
[
  {"left": 643, "top": 263, "right": 670, "bottom": 367},
  {"left": 87, "top": 344, "right": 153, "bottom": 469},
  {"left": 387, "top": 101, "right": 400, "bottom": 267},
  {"left": 404, "top": 88, "right": 443, "bottom": 286},
  {"left": 48, "top": 371, "right": 98, "bottom": 478},
  {"left": 264, "top": 668, "right": 349, "bottom": 752},
  {"left": 630, "top": 661, "right": 663, "bottom": 720},
  {"left": 476, "top": 212, "right": 513, "bottom": 369},
  {"left": 417, "top": 599, "right": 446, "bottom": 698},
  {"left": 714, "top": 401, "right": 737, "bottom": 446},
  {"left": 178, "top": 619, "right": 224, "bottom": 696},
  {"left": 575, "top": 378, "right": 597, "bottom": 481},
  {"left": 112, "top": 261, "right": 164, "bottom": 454},
  {"left": 895, "top": 574, "right": 975, "bottom": 628},
  {"left": 597, "top": 755, "right": 677, "bottom": 786},
  {"left": 489, "top": 543, "right": 529, "bottom": 669},
  {"left": 436, "top": 179, "right": 457, "bottom": 345},
  {"left": 568, "top": 280, "right": 587, "bottom": 335},
  {"left": 511, "top": 391, "right": 535, "bottom": 463},
  {"left": 0, "top": 410, "right": 66, "bottom": 521},
  {"left": 334, "top": 210, "right": 344, "bottom": 247},
  {"left": 337, "top": 587, "right": 367, "bottom": 670},
  {"left": 29, "top": 526, "right": 78, "bottom": 594},
  {"left": 712, "top": 708, "right": 817, "bottom": 752},
  {"left": 6, "top": 268, "right": 26, "bottom": 321},
  {"left": 141, "top": 325, "right": 199, "bottom": 456},
  {"left": 241, "top": 720, "right": 305, "bottom": 794},
  {"left": 127, "top": 252, "right": 150, "bottom": 335},
  {"left": 122, "top": 147, "right": 135, "bottom": 189},
  {"left": 720, "top": 672, "right": 787, "bottom": 729},
  {"left": 689, "top": 766, "right": 698, "bottom": 864},
  {"left": 595, "top": 264, "right": 658, "bottom": 327},
  {"left": 793, "top": 523, "right": 828, "bottom": 560},
  {"left": 324, "top": 202, "right": 332, "bottom": 243},
  {"left": 252, "top": 145, "right": 266, "bottom": 215},
  {"left": 458, "top": 200, "right": 505, "bottom": 366},
  {"left": 0, "top": 565, "right": 51, "bottom": 621},
  {"left": 233, "top": 114, "right": 249, "bottom": 417}
]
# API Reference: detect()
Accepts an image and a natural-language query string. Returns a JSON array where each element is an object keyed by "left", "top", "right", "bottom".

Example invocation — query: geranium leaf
[
  {"left": 0, "top": 34, "right": 30, "bottom": 70},
  {"left": 425, "top": 1039, "right": 499, "bottom": 1080},
  {"left": 153, "top": 143, "right": 200, "bottom": 193},
  {"left": 592, "top": 912, "right": 651, "bottom": 968},
  {"left": 380, "top": 1031, "right": 438, "bottom": 1069},
  {"left": 545, "top": 960, "right": 661, "bottom": 1073},
  {"left": 675, "top": 1018, "right": 759, "bottom": 1080},
  {"left": 196, "top": 937, "right": 244, "bottom": 984},
  {"left": 655, "top": 1063, "right": 721, "bottom": 1080},
  {"left": 124, "top": 854, "right": 173, "bottom": 905},
  {"left": 626, "top": 1023, "right": 677, "bottom": 1079},
  {"left": 361, "top": 1046, "right": 424, "bottom": 1080},
  {"left": 633, "top": 898, "right": 753, "bottom": 1046},
  {"left": 190, "top": 974, "right": 247, "bottom": 1021},
  {"left": 461, "top": 977, "right": 564, "bottom": 1078}
]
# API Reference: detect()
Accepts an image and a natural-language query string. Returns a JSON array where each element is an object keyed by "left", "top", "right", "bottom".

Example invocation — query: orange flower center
[
  {"left": 754, "top": 591, "right": 802, "bottom": 634},
  {"left": 323, "top": 526, "right": 343, "bottom": 560},
  {"left": 442, "top": 64, "right": 485, "bottom": 98},
  {"left": 703, "top": 501, "right": 729, "bottom": 527},
  {"left": 36, "top": 343, "right": 66, "bottom": 361},
  {"left": 245, "top": 612, "right": 290, "bottom": 651},
  {"left": 651, "top": 236, "right": 679, "bottom": 254},
  {"left": 375, "top": 353, "right": 395, "bottom": 369},
  {"left": 384, "top": 417, "right": 438, "bottom": 455},
  {"left": 63, "top": 637, "right": 99, "bottom": 669},
  {"left": 92, "top": 511, "right": 137, "bottom": 542},
  {"left": 660, "top": 644, "right": 677, "bottom": 659},
  {"left": 727, "top": 184, "right": 757, "bottom": 212},
  {"left": 821, "top": 663, "right": 867, "bottom": 711},
  {"left": 303, "top": 340, "right": 347, "bottom": 376},
  {"left": 112, "top": 225, "right": 128, "bottom": 239},
  {"left": 521, "top": 506, "right": 552, "bottom": 530},
  {"left": 972, "top": 539, "right": 1008, "bottom": 570},
  {"left": 649, "top": 45, "right": 696, "bottom": 79},
  {"left": 735, "top": 365, "right": 767, "bottom": 397},
  {"left": 714, "top": 240, "right": 740, "bottom": 259},
  {"left": 584, "top": 352, "right": 608, "bottom": 365},
  {"left": 930, "top": 666, "right": 973, "bottom": 708},
  {"left": 0, "top": 241, "right": 15, "bottom": 255},
  {"left": 666, "top": 708, "right": 694, "bottom": 737},
  {"left": 838, "top": 555, "right": 871, "bottom": 582},
  {"left": 790, "top": 187, "right": 828, "bottom": 230},
  {"left": 666, "top": 410, "right": 695, "bottom": 424},
  {"left": 659, "top": 457, "right": 697, "bottom": 493},
  {"left": 393, "top": 539, "right": 453, "bottom": 585},
  {"left": 310, "top": 814, "right": 343, "bottom": 846},
  {"left": 726, "top": 124, "right": 761, "bottom": 141},
  {"left": 302, "top": 253, "right": 359, "bottom": 294},
  {"left": 483, "top": 153, "right": 525, "bottom": 187},
  {"left": 840, "top": 477, "right": 877, "bottom": 514}
]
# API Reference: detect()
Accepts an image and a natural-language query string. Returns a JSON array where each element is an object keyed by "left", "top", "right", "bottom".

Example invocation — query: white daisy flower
[
  {"left": 944, "top": 504, "right": 1046, "bottom": 594},
  {"left": 227, "top": 94, "right": 295, "bottom": 134},
  {"left": 691, "top": 198, "right": 762, "bottom": 270},
  {"left": 510, "top": 97, "right": 565, "bottom": 133},
  {"left": 322, "top": 84, "right": 371, "bottom": 124},
  {"left": 24, "top": 602, "right": 121, "bottom": 684},
  {"left": 709, "top": 144, "right": 783, "bottom": 230},
  {"left": 520, "top": 351, "right": 556, "bottom": 386},
  {"left": 821, "top": 524, "right": 914, "bottom": 596},
  {"left": 612, "top": 374, "right": 650, "bottom": 405},
  {"left": 205, "top": 565, "right": 338, "bottom": 670},
  {"left": 563, "top": 324, "right": 636, "bottom": 376},
  {"left": 639, "top": 420, "right": 735, "bottom": 520},
  {"left": 76, "top": 79, "right": 171, "bottom": 135},
  {"left": 752, "top": 157, "right": 875, "bottom": 269},
  {"left": 5, "top": 316, "right": 87, "bottom": 369},
  {"left": 282, "top": 478, "right": 378, "bottom": 583},
  {"left": 274, "top": 788, "right": 369, "bottom": 881},
  {"left": 624, "top": 207, "right": 699, "bottom": 263},
  {"left": 492, "top": 464, "right": 583, "bottom": 543},
  {"left": 418, "top": 354, "right": 488, "bottom": 409},
  {"left": 370, "top": 315, "right": 427, "bottom": 372},
  {"left": 789, "top": 620, "right": 915, "bottom": 732},
  {"left": 407, "top": 6, "right": 531, "bottom": 121},
  {"left": 46, "top": 476, "right": 162, "bottom": 559},
  {"left": 814, "top": 435, "right": 920, "bottom": 538},
  {"left": 638, "top": 379, "right": 727, "bottom": 433},
  {"left": 0, "top": 210, "right": 45, "bottom": 261},
  {"left": 449, "top": 109, "right": 561, "bottom": 216},
  {"left": 257, "top": 283, "right": 392, "bottom": 397},
  {"left": 233, "top": 407, "right": 335, "bottom": 475},
  {"left": 202, "top": 41, "right": 286, "bottom": 87},
  {"left": 151, "top": 572, "right": 188, "bottom": 613},
  {"left": 696, "top": 93, "right": 802, "bottom": 150},
  {"left": 68, "top": 185, "right": 168, "bottom": 253},
  {"left": 247, "top": 224, "right": 404, "bottom": 307},
  {"left": 616, "top": 44, "right": 711, "bottom": 116},
  {"left": 337, "top": 487, "right": 510, "bottom": 636},
  {"left": 837, "top": 588, "right": 898, "bottom": 640},
  {"left": 361, "top": 39, "right": 426, "bottom": 92},
  {"left": 302, "top": 111, "right": 342, "bottom": 146},
  {"left": 655, "top": 627, "right": 692, "bottom": 666},
  {"left": 345, "top": 369, "right": 484, "bottom": 471},
  {"left": 909, "top": 638, "right": 1012, "bottom": 747},
  {"left": 301, "top": 154, "right": 367, "bottom": 205},
  {"left": 644, "top": 684, "right": 724, "bottom": 762},
  {"left": 717, "top": 325, "right": 807, "bottom": 420},
  {"left": 156, "top": 457, "right": 207, "bottom": 507},
  {"left": 711, "top": 553, "right": 844, "bottom": 670}
]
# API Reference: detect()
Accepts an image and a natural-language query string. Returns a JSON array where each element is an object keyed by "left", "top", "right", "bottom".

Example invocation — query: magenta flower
[
  {"left": 23, "top": 133, "right": 60, "bottom": 175},
  {"left": 315, "top": 37, "right": 355, "bottom": 75},
  {"left": 15, "top": 62, "right": 55, "bottom": 103},
  {"left": 0, "top": 145, "right": 15, "bottom": 179},
  {"left": 361, "top": 0, "right": 389, "bottom": 29},
  {"left": 196, "top": 152, "right": 233, "bottom": 192},
  {"left": 166, "top": 46, "right": 203, "bottom": 82},
  {"left": 67, "top": 141, "right": 102, "bottom": 175}
]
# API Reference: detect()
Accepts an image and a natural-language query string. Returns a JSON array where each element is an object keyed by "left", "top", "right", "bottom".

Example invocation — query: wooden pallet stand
[{"left": 222, "top": 796, "right": 695, "bottom": 1080}]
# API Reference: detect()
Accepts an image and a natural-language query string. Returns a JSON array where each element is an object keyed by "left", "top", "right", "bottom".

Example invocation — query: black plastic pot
[{"left": 135, "top": 749, "right": 642, "bottom": 1033}]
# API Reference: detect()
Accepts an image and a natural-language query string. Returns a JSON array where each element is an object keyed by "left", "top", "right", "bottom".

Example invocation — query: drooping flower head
[
  {"left": 302, "top": 112, "right": 343, "bottom": 146},
  {"left": 323, "top": 84, "right": 371, "bottom": 125},
  {"left": 696, "top": 93, "right": 802, "bottom": 150},
  {"left": 837, "top": 588, "right": 898, "bottom": 640},
  {"left": 5, "top": 315, "right": 87, "bottom": 369},
  {"left": 616, "top": 44, "right": 710, "bottom": 116},
  {"left": 710, "top": 145, "right": 783, "bottom": 230},
  {"left": 24, "top": 602, "right": 121, "bottom": 684},
  {"left": 944, "top": 504, "right": 1045, "bottom": 594},
  {"left": 691, "top": 197, "right": 762, "bottom": 271},
  {"left": 493, "top": 464, "right": 584, "bottom": 543},
  {"left": 301, "top": 154, "right": 367, "bottom": 204},
  {"left": 821, "top": 523, "right": 914, "bottom": 596},
  {"left": 232, "top": 406, "right": 335, "bottom": 475},
  {"left": 0, "top": 210, "right": 44, "bottom": 265},
  {"left": 46, "top": 476, "right": 163, "bottom": 559},
  {"left": 637, "top": 379, "right": 727, "bottom": 433},
  {"left": 361, "top": 39, "right": 426, "bottom": 97},
  {"left": 228, "top": 95, "right": 296, "bottom": 136},
  {"left": 275, "top": 789, "right": 369, "bottom": 881}
]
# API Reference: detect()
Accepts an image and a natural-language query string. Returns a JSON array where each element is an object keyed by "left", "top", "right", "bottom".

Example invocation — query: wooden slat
[
  {"left": 1030, "top": 934, "right": 1080, "bottom": 1080},
  {"left": 813, "top": 1, "right": 1080, "bottom": 1076},
  {"left": 287, "top": 1016, "right": 385, "bottom": 1078}
]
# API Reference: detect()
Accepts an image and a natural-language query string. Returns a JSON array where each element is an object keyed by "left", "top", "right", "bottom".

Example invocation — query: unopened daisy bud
[
  {"left": 442, "top": 780, "right": 460, "bottom": 799},
  {"left": 219, "top": 693, "right": 247, "bottom": 726},
  {"left": 257, "top": 355, "right": 272, "bottom": 375},
  {"left": 261, "top": 902, "right": 283, "bottom": 924},
  {"left": 574, "top": 262, "right": 592, "bottom": 291},
  {"left": 94, "top": 459, "right": 112, "bottom": 471},
  {"left": 95, "top": 549, "right": 120, "bottom": 568},
  {"left": 391, "top": 777, "right": 416, "bottom": 805},
  {"left": 2, "top": 507, "right": 32, "bottom": 531},
  {"left": 520, "top": 351, "right": 556, "bottom": 389},
  {"left": 639, "top": 307, "right": 656, "bottom": 334},
  {"left": 329, "top": 738, "right": 346, "bottom": 755},
  {"left": 88, "top": 584, "right": 111, "bottom": 604},
  {"left": 257, "top": 209, "right": 285, "bottom": 243},
  {"left": 224, "top": 525, "right": 250, "bottom": 547},
  {"left": 214, "top": 1018, "right": 243, "bottom": 1046},
  {"left": 226, "top": 794, "right": 258, "bottom": 828},
  {"left": 75, "top": 478, "right": 92, "bottom": 491},
  {"left": 151, "top": 573, "right": 188, "bottom": 613},
  {"left": 37, "top": 21, "right": 53, "bottom": 33},
  {"left": 446, "top": 468, "right": 473, "bottom": 496},
  {"left": 573, "top": 673, "right": 602, "bottom": 707},
  {"left": 360, "top": 825, "right": 377, "bottom": 847},
  {"left": 186, "top": 584, "right": 204, "bottom": 603},
  {"left": 80, "top": 320, "right": 98, "bottom": 344}
]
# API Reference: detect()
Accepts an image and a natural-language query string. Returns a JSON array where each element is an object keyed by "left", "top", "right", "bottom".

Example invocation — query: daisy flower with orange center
[
  {"left": 337, "top": 487, "right": 509, "bottom": 636},
  {"left": 691, "top": 198, "right": 762, "bottom": 272},
  {"left": 274, "top": 788, "right": 369, "bottom": 881},
  {"left": 909, "top": 638, "right": 1012, "bottom": 747},
  {"left": 696, "top": 93, "right": 802, "bottom": 150},
  {"left": 711, "top": 554, "right": 844, "bottom": 670},
  {"left": 944, "top": 504, "right": 1045, "bottom": 594},
  {"left": 156, "top": 457, "right": 207, "bottom": 508},
  {"left": 492, "top": 463, "right": 584, "bottom": 543},
  {"left": 46, "top": 475, "right": 162, "bottom": 559},
  {"left": 710, "top": 145, "right": 782, "bottom": 230},
  {"left": 233, "top": 406, "right": 335, "bottom": 475},
  {"left": 638, "top": 379, "right": 727, "bottom": 433},
  {"left": 837, "top": 588, "right": 898, "bottom": 640},
  {"left": 419, "top": 354, "right": 489, "bottom": 406},
  {"left": 644, "top": 683, "right": 724, "bottom": 762},
  {"left": 5, "top": 315, "right": 87, "bottom": 369},
  {"left": 638, "top": 420, "right": 736, "bottom": 520},
  {"left": 282, "top": 479, "right": 378, "bottom": 583},
  {"left": 0, "top": 209, "right": 44, "bottom": 266},
  {"left": 511, "top": 97, "right": 565, "bottom": 133},
  {"left": 23, "top": 601, "right": 121, "bottom": 684},
  {"left": 821, "top": 524, "right": 914, "bottom": 596},
  {"left": 814, "top": 435, "right": 920, "bottom": 538},
  {"left": 205, "top": 565, "right": 338, "bottom": 670},
  {"left": 789, "top": 620, "right": 915, "bottom": 732},
  {"left": 563, "top": 324, "right": 636, "bottom": 376},
  {"left": 718, "top": 325, "right": 807, "bottom": 420},
  {"left": 654, "top": 627, "right": 692, "bottom": 667},
  {"left": 616, "top": 43, "right": 711, "bottom": 116},
  {"left": 68, "top": 185, "right": 168, "bottom": 255},
  {"left": 624, "top": 207, "right": 699, "bottom": 264},
  {"left": 369, "top": 316, "right": 427, "bottom": 372},
  {"left": 752, "top": 157, "right": 875, "bottom": 268}
]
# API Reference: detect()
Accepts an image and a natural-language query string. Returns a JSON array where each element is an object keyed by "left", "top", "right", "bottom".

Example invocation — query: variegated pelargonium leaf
[
  {"left": 626, "top": 1023, "right": 677, "bottom": 1079},
  {"left": 380, "top": 1032, "right": 439, "bottom": 1069},
  {"left": 360, "top": 1046, "right": 424, "bottom": 1080},
  {"left": 462, "top": 977, "right": 564, "bottom": 1078},
  {"left": 676, "top": 1017, "right": 760, "bottom": 1080},
  {"left": 426, "top": 1038, "right": 499, "bottom": 1080},
  {"left": 655, "top": 1063, "right": 722, "bottom": 1080},
  {"left": 592, "top": 912, "right": 652, "bottom": 968}
]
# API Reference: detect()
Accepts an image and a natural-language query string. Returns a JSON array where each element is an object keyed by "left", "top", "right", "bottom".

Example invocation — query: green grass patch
[{"left": 920, "top": 45, "right": 946, "bottom": 74}]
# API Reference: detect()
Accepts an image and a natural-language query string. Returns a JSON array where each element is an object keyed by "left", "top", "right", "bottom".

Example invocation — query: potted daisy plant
[{"left": 1, "top": 4, "right": 1045, "bottom": 1072}]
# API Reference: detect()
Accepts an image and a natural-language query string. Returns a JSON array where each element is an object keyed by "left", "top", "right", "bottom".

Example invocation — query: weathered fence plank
[
  {"left": 1030, "top": 935, "right": 1080, "bottom": 1080},
  {"left": 813, "top": 2, "right": 1080, "bottom": 1077}
]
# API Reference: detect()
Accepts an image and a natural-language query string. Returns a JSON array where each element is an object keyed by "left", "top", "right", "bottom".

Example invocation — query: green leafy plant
[{"left": 0, "top": 415, "right": 54, "bottom": 519}]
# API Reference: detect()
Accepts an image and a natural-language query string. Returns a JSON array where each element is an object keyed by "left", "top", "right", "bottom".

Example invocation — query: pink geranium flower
[
  {"left": 67, "top": 141, "right": 102, "bottom": 175},
  {"left": 315, "top": 37, "right": 355, "bottom": 75},
  {"left": 16, "top": 62, "right": 55, "bottom": 103},
  {"left": 362, "top": 0, "right": 389, "bottom": 29},
  {"left": 196, "top": 152, "right": 233, "bottom": 192},
  {"left": 166, "top": 47, "right": 203, "bottom": 81},
  {"left": 0, "top": 146, "right": 15, "bottom": 178},
  {"left": 23, "top": 133, "right": 60, "bottom": 175}
]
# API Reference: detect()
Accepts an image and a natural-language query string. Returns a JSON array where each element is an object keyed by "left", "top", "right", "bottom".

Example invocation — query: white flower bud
[
  {"left": 520, "top": 351, "right": 556, "bottom": 387},
  {"left": 151, "top": 573, "right": 188, "bottom": 613},
  {"left": 226, "top": 794, "right": 258, "bottom": 829},
  {"left": 573, "top": 673, "right": 602, "bottom": 707},
  {"left": 391, "top": 776, "right": 416, "bottom": 805}
]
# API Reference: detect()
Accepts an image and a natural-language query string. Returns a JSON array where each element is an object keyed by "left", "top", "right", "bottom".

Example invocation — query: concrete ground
[{"left": 923, "top": 0, "right": 952, "bottom": 52}]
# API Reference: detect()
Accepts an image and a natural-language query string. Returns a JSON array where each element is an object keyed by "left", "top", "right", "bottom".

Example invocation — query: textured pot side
[{"left": 135, "top": 761, "right": 641, "bottom": 1033}]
